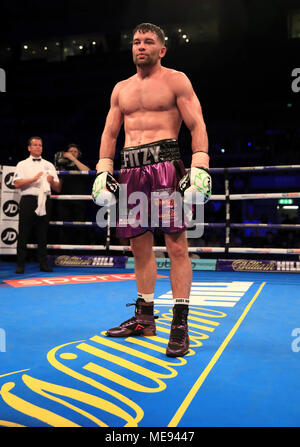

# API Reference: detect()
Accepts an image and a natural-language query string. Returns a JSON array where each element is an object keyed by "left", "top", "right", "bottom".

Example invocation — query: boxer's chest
[{"left": 119, "top": 79, "right": 175, "bottom": 114}]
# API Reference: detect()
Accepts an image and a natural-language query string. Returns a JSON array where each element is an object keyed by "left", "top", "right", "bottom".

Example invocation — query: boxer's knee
[
  {"left": 165, "top": 231, "right": 189, "bottom": 261},
  {"left": 130, "top": 231, "right": 154, "bottom": 260}
]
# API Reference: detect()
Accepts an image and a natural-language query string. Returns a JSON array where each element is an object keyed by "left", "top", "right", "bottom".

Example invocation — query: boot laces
[
  {"left": 170, "top": 312, "right": 187, "bottom": 343},
  {"left": 126, "top": 300, "right": 158, "bottom": 320}
]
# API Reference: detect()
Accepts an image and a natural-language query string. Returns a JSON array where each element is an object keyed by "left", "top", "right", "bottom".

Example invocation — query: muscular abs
[{"left": 119, "top": 71, "right": 182, "bottom": 147}]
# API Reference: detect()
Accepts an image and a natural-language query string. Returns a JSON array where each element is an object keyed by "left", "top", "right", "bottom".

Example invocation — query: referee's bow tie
[{"left": 33, "top": 158, "right": 41, "bottom": 161}]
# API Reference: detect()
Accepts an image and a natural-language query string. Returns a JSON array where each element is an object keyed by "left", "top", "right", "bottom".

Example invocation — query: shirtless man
[{"left": 92, "top": 23, "right": 211, "bottom": 357}]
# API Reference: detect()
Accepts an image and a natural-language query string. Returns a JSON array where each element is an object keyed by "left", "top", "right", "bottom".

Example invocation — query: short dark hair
[
  {"left": 67, "top": 143, "right": 80, "bottom": 151},
  {"left": 28, "top": 136, "right": 42, "bottom": 145},
  {"left": 132, "top": 23, "right": 166, "bottom": 45}
]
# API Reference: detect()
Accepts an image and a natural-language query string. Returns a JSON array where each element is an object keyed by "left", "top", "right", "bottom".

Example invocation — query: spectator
[{"left": 54, "top": 144, "right": 89, "bottom": 244}]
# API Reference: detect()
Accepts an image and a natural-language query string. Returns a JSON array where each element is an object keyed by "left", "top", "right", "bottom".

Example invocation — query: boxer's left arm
[
  {"left": 171, "top": 72, "right": 211, "bottom": 203},
  {"left": 173, "top": 71, "right": 208, "bottom": 156}
]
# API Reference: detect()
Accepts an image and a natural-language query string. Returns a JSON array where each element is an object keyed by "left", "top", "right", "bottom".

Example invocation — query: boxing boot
[
  {"left": 106, "top": 298, "right": 157, "bottom": 337},
  {"left": 166, "top": 305, "right": 189, "bottom": 357}
]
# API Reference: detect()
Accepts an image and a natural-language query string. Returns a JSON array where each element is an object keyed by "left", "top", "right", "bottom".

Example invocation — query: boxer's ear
[{"left": 159, "top": 46, "right": 167, "bottom": 59}]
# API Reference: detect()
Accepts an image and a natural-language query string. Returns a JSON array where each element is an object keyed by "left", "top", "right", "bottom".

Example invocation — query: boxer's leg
[
  {"left": 106, "top": 231, "right": 157, "bottom": 337},
  {"left": 131, "top": 230, "right": 156, "bottom": 295},
  {"left": 164, "top": 230, "right": 192, "bottom": 357}
]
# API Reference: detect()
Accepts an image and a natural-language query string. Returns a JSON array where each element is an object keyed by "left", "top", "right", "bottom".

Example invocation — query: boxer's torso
[{"left": 118, "top": 67, "right": 182, "bottom": 147}]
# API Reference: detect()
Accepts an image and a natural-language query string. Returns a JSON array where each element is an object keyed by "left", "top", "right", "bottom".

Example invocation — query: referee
[{"left": 13, "top": 136, "right": 61, "bottom": 274}]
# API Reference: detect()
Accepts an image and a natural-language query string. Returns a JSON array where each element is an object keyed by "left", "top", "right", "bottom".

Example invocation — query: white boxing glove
[
  {"left": 179, "top": 167, "right": 212, "bottom": 204},
  {"left": 92, "top": 171, "right": 119, "bottom": 207},
  {"left": 178, "top": 151, "right": 212, "bottom": 204}
]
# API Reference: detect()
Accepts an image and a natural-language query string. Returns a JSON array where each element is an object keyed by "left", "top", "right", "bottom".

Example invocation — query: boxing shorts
[{"left": 117, "top": 138, "right": 187, "bottom": 239}]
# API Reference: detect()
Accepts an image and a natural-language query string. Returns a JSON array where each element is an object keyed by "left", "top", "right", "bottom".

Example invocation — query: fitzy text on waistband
[{"left": 120, "top": 139, "right": 181, "bottom": 169}]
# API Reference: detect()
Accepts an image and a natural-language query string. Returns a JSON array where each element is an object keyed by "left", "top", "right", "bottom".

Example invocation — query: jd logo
[
  {"left": 3, "top": 200, "right": 19, "bottom": 217},
  {"left": 1, "top": 228, "right": 17, "bottom": 245},
  {"left": 4, "top": 172, "right": 15, "bottom": 190},
  {"left": 0, "top": 68, "right": 6, "bottom": 93}
]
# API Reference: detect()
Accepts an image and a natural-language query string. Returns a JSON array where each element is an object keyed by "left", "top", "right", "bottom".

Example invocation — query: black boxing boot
[
  {"left": 106, "top": 298, "right": 157, "bottom": 337},
  {"left": 166, "top": 304, "right": 189, "bottom": 357}
]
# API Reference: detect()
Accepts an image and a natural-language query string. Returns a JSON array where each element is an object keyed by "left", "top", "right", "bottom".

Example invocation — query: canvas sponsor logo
[{"left": 3, "top": 273, "right": 167, "bottom": 288}]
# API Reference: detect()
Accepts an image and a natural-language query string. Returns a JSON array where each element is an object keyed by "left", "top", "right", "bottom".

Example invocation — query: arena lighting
[
  {"left": 44, "top": 46, "right": 48, "bottom": 50},
  {"left": 23, "top": 45, "right": 28, "bottom": 50},
  {"left": 276, "top": 205, "right": 298, "bottom": 210},
  {"left": 92, "top": 41, "right": 96, "bottom": 45},
  {"left": 278, "top": 199, "right": 293, "bottom": 205}
]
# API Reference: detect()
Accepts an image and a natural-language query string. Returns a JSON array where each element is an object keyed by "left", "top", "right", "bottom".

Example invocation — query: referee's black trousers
[{"left": 17, "top": 195, "right": 51, "bottom": 265}]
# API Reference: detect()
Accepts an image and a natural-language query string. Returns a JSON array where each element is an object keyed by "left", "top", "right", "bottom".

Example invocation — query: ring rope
[
  {"left": 56, "top": 165, "right": 300, "bottom": 176},
  {"left": 26, "top": 244, "right": 300, "bottom": 255},
  {"left": 50, "top": 192, "right": 300, "bottom": 200},
  {"left": 49, "top": 221, "right": 300, "bottom": 230}
]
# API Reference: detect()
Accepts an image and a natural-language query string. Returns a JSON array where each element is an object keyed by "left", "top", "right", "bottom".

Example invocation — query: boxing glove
[
  {"left": 179, "top": 167, "right": 212, "bottom": 204},
  {"left": 92, "top": 171, "right": 119, "bottom": 206}
]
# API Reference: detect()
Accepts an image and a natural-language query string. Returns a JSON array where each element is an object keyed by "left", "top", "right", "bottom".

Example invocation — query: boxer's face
[
  {"left": 28, "top": 138, "right": 43, "bottom": 158},
  {"left": 132, "top": 30, "right": 166, "bottom": 67}
]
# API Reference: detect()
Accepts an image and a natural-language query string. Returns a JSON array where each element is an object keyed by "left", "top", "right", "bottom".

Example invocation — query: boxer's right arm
[
  {"left": 96, "top": 82, "right": 124, "bottom": 172},
  {"left": 93, "top": 83, "right": 124, "bottom": 206}
]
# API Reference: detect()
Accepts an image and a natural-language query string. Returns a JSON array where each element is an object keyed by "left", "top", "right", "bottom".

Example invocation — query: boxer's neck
[{"left": 136, "top": 62, "right": 163, "bottom": 80}]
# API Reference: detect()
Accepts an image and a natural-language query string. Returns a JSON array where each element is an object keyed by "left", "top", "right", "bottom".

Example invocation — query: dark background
[{"left": 1, "top": 0, "right": 300, "bottom": 250}]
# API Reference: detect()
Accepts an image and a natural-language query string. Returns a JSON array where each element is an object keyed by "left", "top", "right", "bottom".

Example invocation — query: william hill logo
[{"left": 232, "top": 260, "right": 276, "bottom": 272}]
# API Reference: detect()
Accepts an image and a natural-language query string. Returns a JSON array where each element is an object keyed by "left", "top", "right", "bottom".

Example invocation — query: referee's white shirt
[{"left": 13, "top": 155, "right": 59, "bottom": 196}]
